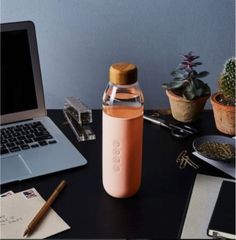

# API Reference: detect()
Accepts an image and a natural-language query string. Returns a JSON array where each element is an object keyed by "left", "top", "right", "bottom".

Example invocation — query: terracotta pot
[
  {"left": 166, "top": 90, "right": 210, "bottom": 123},
  {"left": 210, "top": 92, "right": 235, "bottom": 135}
]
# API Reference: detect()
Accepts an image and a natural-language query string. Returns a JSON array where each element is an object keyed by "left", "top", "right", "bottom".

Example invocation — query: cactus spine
[{"left": 218, "top": 57, "right": 235, "bottom": 105}]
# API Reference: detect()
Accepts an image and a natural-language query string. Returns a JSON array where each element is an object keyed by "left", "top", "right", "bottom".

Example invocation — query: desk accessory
[
  {"left": 64, "top": 97, "right": 92, "bottom": 124},
  {"left": 181, "top": 174, "right": 235, "bottom": 239},
  {"left": 0, "top": 186, "right": 69, "bottom": 239},
  {"left": 23, "top": 180, "right": 66, "bottom": 237},
  {"left": 102, "top": 63, "right": 144, "bottom": 198},
  {"left": 63, "top": 97, "right": 95, "bottom": 141},
  {"left": 207, "top": 181, "right": 235, "bottom": 239},
  {"left": 144, "top": 115, "right": 197, "bottom": 138},
  {"left": 176, "top": 150, "right": 199, "bottom": 169},
  {"left": 193, "top": 135, "right": 235, "bottom": 162},
  {"left": 192, "top": 152, "right": 235, "bottom": 178},
  {"left": 211, "top": 57, "right": 235, "bottom": 135}
]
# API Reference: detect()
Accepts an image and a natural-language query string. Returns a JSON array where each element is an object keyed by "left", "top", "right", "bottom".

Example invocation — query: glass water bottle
[{"left": 102, "top": 63, "right": 144, "bottom": 198}]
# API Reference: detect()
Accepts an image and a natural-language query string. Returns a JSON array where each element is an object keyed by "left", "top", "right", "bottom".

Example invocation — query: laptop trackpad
[{"left": 1, "top": 155, "right": 31, "bottom": 183}]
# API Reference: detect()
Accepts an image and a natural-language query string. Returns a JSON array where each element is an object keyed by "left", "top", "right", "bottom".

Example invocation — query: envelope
[{"left": 0, "top": 188, "right": 70, "bottom": 239}]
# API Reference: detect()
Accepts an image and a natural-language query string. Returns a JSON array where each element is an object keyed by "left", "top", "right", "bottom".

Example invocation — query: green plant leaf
[
  {"left": 173, "top": 77, "right": 184, "bottom": 81},
  {"left": 193, "top": 62, "right": 202, "bottom": 66},
  {"left": 202, "top": 83, "right": 211, "bottom": 95},
  {"left": 162, "top": 81, "right": 185, "bottom": 90},
  {"left": 192, "top": 78, "right": 202, "bottom": 88},
  {"left": 183, "top": 90, "right": 195, "bottom": 100},
  {"left": 196, "top": 71, "right": 209, "bottom": 78},
  {"left": 183, "top": 82, "right": 196, "bottom": 100},
  {"left": 195, "top": 88, "right": 203, "bottom": 97},
  {"left": 171, "top": 70, "right": 185, "bottom": 78}
]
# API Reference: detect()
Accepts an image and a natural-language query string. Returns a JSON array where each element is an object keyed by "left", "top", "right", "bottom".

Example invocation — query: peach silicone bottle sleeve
[{"left": 102, "top": 112, "right": 143, "bottom": 198}]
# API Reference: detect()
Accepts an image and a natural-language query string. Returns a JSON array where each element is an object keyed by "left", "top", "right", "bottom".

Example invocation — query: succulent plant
[
  {"left": 162, "top": 51, "right": 210, "bottom": 100},
  {"left": 218, "top": 57, "right": 235, "bottom": 105}
]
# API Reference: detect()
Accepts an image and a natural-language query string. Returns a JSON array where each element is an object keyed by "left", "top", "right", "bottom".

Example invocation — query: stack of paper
[
  {"left": 181, "top": 174, "right": 235, "bottom": 239},
  {"left": 0, "top": 188, "right": 70, "bottom": 239}
]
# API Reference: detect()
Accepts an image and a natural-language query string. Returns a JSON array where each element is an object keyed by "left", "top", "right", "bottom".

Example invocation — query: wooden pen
[{"left": 23, "top": 180, "right": 66, "bottom": 237}]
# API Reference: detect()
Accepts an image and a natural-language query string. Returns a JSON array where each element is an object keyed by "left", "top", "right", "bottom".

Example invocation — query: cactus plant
[
  {"left": 162, "top": 51, "right": 210, "bottom": 100},
  {"left": 218, "top": 57, "right": 235, "bottom": 106},
  {"left": 211, "top": 57, "right": 236, "bottom": 135}
]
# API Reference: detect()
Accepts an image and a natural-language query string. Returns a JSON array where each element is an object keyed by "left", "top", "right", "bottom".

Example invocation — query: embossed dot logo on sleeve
[{"left": 112, "top": 140, "right": 121, "bottom": 172}]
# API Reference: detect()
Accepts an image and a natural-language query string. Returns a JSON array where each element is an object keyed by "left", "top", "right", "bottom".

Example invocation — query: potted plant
[
  {"left": 162, "top": 52, "right": 211, "bottom": 122},
  {"left": 211, "top": 57, "right": 235, "bottom": 135}
]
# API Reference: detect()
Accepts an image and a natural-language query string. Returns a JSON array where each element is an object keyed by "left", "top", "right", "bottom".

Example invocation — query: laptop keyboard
[{"left": 0, "top": 121, "right": 57, "bottom": 155}]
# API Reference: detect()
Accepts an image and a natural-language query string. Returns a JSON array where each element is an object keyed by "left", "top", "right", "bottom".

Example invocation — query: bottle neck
[
  {"left": 103, "top": 80, "right": 144, "bottom": 111},
  {"left": 108, "top": 81, "right": 140, "bottom": 88}
]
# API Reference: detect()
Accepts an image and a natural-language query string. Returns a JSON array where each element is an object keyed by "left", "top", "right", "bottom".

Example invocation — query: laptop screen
[{"left": 1, "top": 29, "right": 38, "bottom": 115}]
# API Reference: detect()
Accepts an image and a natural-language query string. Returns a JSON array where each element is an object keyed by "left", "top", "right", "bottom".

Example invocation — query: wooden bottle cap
[{"left": 109, "top": 63, "right": 137, "bottom": 85}]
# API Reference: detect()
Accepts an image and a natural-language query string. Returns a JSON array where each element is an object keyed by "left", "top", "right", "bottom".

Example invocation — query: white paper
[
  {"left": 0, "top": 188, "right": 70, "bottom": 239},
  {"left": 181, "top": 174, "right": 235, "bottom": 239},
  {"left": 0, "top": 191, "right": 14, "bottom": 198}
]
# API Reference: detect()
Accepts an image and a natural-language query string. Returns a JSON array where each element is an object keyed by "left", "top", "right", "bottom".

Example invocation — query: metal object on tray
[{"left": 193, "top": 135, "right": 235, "bottom": 162}]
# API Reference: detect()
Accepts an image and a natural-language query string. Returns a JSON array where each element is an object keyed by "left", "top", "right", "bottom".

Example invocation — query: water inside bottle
[
  {"left": 102, "top": 105, "right": 143, "bottom": 198},
  {"left": 103, "top": 105, "right": 143, "bottom": 118}
]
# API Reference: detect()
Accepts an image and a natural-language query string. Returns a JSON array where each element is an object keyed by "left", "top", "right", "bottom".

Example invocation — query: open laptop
[{"left": 0, "top": 21, "right": 87, "bottom": 185}]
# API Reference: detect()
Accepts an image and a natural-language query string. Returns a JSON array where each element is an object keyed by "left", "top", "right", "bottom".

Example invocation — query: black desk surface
[{"left": 2, "top": 110, "right": 233, "bottom": 238}]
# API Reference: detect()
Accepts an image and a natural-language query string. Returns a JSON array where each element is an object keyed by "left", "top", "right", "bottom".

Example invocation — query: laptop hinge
[{"left": 1, "top": 118, "right": 33, "bottom": 126}]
